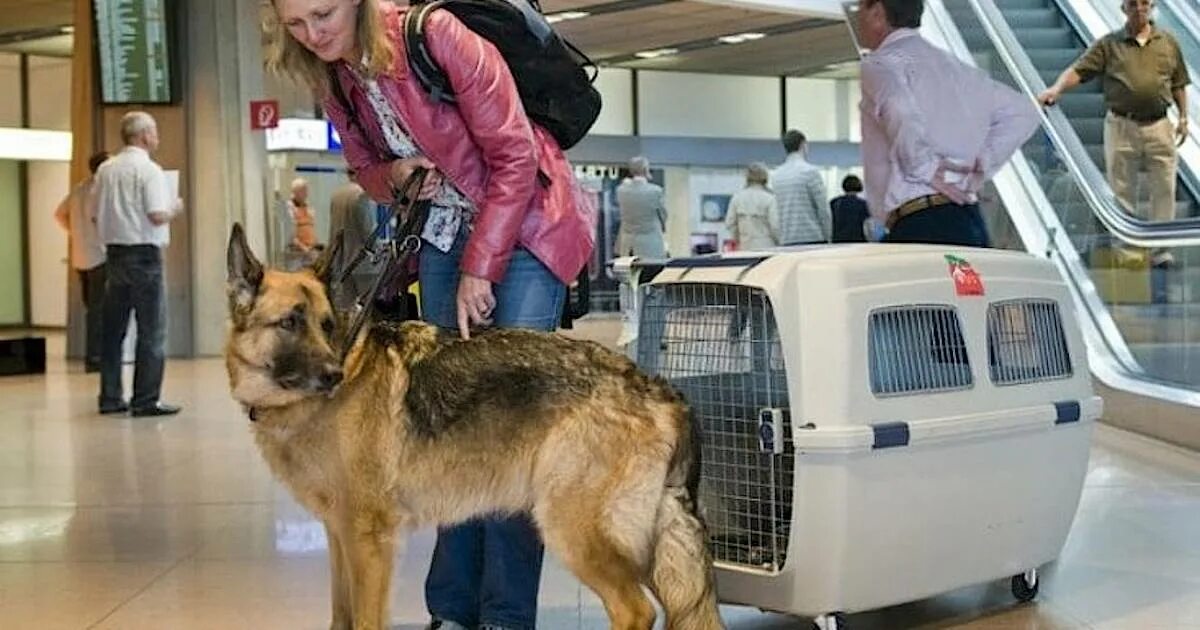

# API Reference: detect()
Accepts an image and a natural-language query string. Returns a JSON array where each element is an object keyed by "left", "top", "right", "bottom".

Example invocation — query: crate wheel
[
  {"left": 812, "top": 612, "right": 846, "bottom": 630},
  {"left": 1011, "top": 569, "right": 1039, "bottom": 602}
]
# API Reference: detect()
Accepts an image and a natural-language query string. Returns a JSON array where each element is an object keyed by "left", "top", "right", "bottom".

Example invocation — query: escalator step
[
  {"left": 1013, "top": 29, "right": 1079, "bottom": 49},
  {"left": 1058, "top": 93, "right": 1106, "bottom": 117},
  {"left": 1027, "top": 49, "right": 1084, "bottom": 69},
  {"left": 956, "top": 24, "right": 1076, "bottom": 50},
  {"left": 1068, "top": 118, "right": 1106, "bottom": 141},
  {"left": 995, "top": 0, "right": 1050, "bottom": 9},
  {"left": 998, "top": 9, "right": 1062, "bottom": 29}
]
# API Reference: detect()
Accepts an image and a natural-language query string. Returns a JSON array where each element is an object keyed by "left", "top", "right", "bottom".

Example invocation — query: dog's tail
[{"left": 650, "top": 407, "right": 723, "bottom": 630}]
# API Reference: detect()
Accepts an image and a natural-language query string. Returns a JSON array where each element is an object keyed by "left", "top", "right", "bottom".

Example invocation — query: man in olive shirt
[{"left": 1039, "top": 0, "right": 1189, "bottom": 243}]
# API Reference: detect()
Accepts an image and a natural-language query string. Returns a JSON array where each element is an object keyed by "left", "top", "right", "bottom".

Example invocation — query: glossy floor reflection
[{"left": 1, "top": 321, "right": 1198, "bottom": 629}]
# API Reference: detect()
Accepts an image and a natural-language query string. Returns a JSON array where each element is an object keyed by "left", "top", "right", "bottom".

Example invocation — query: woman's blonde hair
[
  {"left": 263, "top": 0, "right": 395, "bottom": 95},
  {"left": 747, "top": 162, "right": 770, "bottom": 186}
]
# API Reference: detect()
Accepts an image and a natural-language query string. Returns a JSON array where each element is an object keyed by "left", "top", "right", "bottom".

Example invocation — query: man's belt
[
  {"left": 886, "top": 194, "right": 954, "bottom": 230},
  {"left": 1110, "top": 109, "right": 1167, "bottom": 124}
]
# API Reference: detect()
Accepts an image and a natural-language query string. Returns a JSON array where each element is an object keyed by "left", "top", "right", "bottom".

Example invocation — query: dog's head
[{"left": 224, "top": 223, "right": 346, "bottom": 409}]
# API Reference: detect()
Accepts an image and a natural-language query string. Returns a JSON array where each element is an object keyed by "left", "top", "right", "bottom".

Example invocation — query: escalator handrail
[{"left": 962, "top": 0, "right": 1200, "bottom": 247}]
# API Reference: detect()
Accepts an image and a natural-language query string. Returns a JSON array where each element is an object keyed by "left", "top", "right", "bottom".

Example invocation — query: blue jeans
[
  {"left": 419, "top": 228, "right": 565, "bottom": 629},
  {"left": 885, "top": 202, "right": 991, "bottom": 248}
]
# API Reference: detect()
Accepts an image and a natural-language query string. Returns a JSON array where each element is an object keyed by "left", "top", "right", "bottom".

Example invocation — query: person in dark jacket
[{"left": 830, "top": 175, "right": 870, "bottom": 243}]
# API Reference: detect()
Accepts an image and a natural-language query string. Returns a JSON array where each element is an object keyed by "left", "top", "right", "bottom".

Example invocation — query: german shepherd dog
[{"left": 223, "top": 225, "right": 722, "bottom": 630}]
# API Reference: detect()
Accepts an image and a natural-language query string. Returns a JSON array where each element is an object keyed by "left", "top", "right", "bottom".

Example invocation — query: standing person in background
[
  {"left": 92, "top": 111, "right": 184, "bottom": 418},
  {"left": 55, "top": 150, "right": 109, "bottom": 372},
  {"left": 830, "top": 174, "right": 870, "bottom": 243},
  {"left": 328, "top": 169, "right": 381, "bottom": 309},
  {"left": 772, "top": 129, "right": 830, "bottom": 244},
  {"left": 266, "top": 1, "right": 596, "bottom": 628},
  {"left": 725, "top": 162, "right": 781, "bottom": 250},
  {"left": 857, "top": 0, "right": 1039, "bottom": 247},
  {"left": 615, "top": 156, "right": 668, "bottom": 258},
  {"left": 1039, "top": 0, "right": 1190, "bottom": 266},
  {"left": 288, "top": 177, "right": 320, "bottom": 263}
]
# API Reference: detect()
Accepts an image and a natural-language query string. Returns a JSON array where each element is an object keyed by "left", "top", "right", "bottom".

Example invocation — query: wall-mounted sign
[
  {"left": 250, "top": 100, "right": 280, "bottom": 130},
  {"left": 265, "top": 118, "right": 331, "bottom": 152}
]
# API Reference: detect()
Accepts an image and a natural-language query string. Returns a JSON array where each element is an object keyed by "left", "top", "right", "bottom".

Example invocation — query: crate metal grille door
[
  {"left": 637, "top": 283, "right": 794, "bottom": 573},
  {"left": 988, "top": 299, "right": 1073, "bottom": 385},
  {"left": 869, "top": 305, "right": 973, "bottom": 396}
]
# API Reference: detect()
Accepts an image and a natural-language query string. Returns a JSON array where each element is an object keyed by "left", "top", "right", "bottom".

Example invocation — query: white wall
[
  {"left": 785, "top": 77, "right": 861, "bottom": 142},
  {"left": 786, "top": 77, "right": 838, "bottom": 141},
  {"left": 845, "top": 79, "right": 862, "bottom": 141},
  {"left": 663, "top": 167, "right": 691, "bottom": 256},
  {"left": 592, "top": 68, "right": 634, "bottom": 136},
  {"left": 638, "top": 71, "right": 781, "bottom": 139},
  {"left": 24, "top": 58, "right": 72, "bottom": 327},
  {"left": 26, "top": 161, "right": 69, "bottom": 326}
]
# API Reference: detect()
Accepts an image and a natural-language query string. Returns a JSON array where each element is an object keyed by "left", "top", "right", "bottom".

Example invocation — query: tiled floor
[{"left": 1, "top": 321, "right": 1199, "bottom": 629}]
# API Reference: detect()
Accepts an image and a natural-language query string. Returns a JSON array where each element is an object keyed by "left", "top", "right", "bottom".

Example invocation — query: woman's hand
[
  {"left": 389, "top": 157, "right": 441, "bottom": 199},
  {"left": 456, "top": 273, "right": 495, "bottom": 340}
]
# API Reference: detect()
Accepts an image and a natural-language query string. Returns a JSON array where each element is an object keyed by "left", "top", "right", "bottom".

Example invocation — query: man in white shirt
[
  {"left": 54, "top": 150, "right": 109, "bottom": 372},
  {"left": 92, "top": 111, "right": 184, "bottom": 417},
  {"left": 771, "top": 130, "right": 830, "bottom": 244},
  {"left": 857, "top": 0, "right": 1039, "bottom": 246}
]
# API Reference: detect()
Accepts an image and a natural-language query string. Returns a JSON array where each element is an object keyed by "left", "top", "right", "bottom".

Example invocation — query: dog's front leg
[
  {"left": 325, "top": 522, "right": 353, "bottom": 630},
  {"left": 344, "top": 517, "right": 397, "bottom": 630}
]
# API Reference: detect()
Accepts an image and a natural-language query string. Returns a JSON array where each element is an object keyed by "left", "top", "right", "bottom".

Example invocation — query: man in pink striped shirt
[{"left": 857, "top": 0, "right": 1039, "bottom": 246}]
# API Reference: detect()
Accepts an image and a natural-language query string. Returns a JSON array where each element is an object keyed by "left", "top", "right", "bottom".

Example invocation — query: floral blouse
[{"left": 350, "top": 67, "right": 476, "bottom": 252}]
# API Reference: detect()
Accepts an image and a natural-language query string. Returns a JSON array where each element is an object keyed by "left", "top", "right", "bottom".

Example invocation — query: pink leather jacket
[{"left": 323, "top": 4, "right": 595, "bottom": 285}]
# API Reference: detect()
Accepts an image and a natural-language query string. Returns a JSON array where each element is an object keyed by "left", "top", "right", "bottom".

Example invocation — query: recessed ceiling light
[
  {"left": 634, "top": 48, "right": 679, "bottom": 59},
  {"left": 717, "top": 32, "right": 767, "bottom": 45},
  {"left": 546, "top": 11, "right": 590, "bottom": 24}
]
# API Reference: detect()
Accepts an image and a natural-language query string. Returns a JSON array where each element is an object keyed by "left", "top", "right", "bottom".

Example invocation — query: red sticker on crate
[{"left": 946, "top": 254, "right": 984, "bottom": 296}]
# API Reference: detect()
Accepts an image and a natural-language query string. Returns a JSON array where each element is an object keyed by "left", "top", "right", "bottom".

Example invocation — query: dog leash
[
  {"left": 331, "top": 168, "right": 429, "bottom": 291},
  {"left": 336, "top": 168, "right": 431, "bottom": 362}
]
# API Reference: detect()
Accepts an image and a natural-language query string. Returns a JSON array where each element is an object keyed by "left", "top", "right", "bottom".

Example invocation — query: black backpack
[{"left": 404, "top": 0, "right": 602, "bottom": 149}]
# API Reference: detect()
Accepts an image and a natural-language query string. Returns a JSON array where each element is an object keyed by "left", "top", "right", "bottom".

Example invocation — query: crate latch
[{"left": 758, "top": 408, "right": 785, "bottom": 455}]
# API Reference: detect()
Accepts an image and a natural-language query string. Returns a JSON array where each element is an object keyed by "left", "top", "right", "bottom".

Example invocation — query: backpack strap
[
  {"left": 404, "top": 1, "right": 457, "bottom": 104},
  {"left": 402, "top": 0, "right": 551, "bottom": 188}
]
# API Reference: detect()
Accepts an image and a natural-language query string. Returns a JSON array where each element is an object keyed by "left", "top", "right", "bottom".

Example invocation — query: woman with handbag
[{"left": 266, "top": 1, "right": 595, "bottom": 628}]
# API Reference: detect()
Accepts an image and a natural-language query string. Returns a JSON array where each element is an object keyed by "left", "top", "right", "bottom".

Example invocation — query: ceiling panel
[
  {"left": 558, "top": 5, "right": 800, "bottom": 59},
  {"left": 0, "top": 0, "right": 73, "bottom": 36},
  {"left": 611, "top": 23, "right": 857, "bottom": 76}
]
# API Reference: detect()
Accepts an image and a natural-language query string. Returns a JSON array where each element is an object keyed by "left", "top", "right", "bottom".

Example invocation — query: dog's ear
[
  {"left": 311, "top": 229, "right": 344, "bottom": 286},
  {"left": 227, "top": 223, "right": 263, "bottom": 310}
]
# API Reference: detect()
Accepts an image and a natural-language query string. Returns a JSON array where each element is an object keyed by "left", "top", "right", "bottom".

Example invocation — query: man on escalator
[{"left": 1039, "top": 0, "right": 1191, "bottom": 267}]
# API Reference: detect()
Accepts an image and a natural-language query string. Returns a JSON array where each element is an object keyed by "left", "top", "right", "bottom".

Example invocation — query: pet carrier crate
[{"left": 624, "top": 245, "right": 1101, "bottom": 628}]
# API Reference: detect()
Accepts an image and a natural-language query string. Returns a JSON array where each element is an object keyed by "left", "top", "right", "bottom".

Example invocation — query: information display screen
[{"left": 94, "top": 0, "right": 175, "bottom": 104}]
